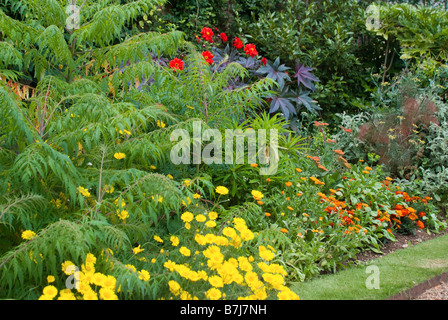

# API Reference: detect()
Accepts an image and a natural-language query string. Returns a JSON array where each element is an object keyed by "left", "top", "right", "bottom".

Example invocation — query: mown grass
[{"left": 289, "top": 233, "right": 448, "bottom": 300}]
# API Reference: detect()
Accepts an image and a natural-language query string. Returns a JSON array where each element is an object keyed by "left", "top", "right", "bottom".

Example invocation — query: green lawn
[{"left": 289, "top": 233, "right": 448, "bottom": 300}]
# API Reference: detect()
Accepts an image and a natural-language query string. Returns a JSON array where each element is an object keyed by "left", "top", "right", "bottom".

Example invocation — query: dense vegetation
[{"left": 0, "top": 0, "right": 447, "bottom": 300}]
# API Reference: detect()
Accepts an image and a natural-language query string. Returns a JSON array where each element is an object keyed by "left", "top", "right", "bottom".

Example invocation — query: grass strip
[{"left": 289, "top": 233, "right": 448, "bottom": 300}]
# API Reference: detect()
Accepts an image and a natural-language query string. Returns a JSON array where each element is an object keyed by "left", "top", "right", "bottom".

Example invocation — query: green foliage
[{"left": 235, "top": 0, "right": 383, "bottom": 118}]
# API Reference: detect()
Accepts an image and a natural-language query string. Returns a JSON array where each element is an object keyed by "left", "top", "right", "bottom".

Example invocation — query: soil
[{"left": 352, "top": 220, "right": 448, "bottom": 300}]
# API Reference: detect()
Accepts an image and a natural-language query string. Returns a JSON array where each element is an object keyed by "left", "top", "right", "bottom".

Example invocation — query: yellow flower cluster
[
  {"left": 251, "top": 190, "right": 264, "bottom": 201},
  {"left": 39, "top": 253, "right": 120, "bottom": 300},
  {"left": 161, "top": 212, "right": 299, "bottom": 300},
  {"left": 77, "top": 186, "right": 91, "bottom": 198}
]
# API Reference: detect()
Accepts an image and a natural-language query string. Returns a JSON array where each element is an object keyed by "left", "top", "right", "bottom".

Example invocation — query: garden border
[{"left": 388, "top": 270, "right": 448, "bottom": 300}]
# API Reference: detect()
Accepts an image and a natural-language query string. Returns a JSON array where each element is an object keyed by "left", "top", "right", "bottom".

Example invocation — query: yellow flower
[
  {"left": 251, "top": 190, "right": 264, "bottom": 201},
  {"left": 208, "top": 275, "right": 224, "bottom": 288},
  {"left": 170, "top": 235, "right": 180, "bottom": 246},
  {"left": 157, "top": 120, "right": 166, "bottom": 128},
  {"left": 181, "top": 211, "right": 194, "bottom": 223},
  {"left": 167, "top": 174, "right": 174, "bottom": 179},
  {"left": 258, "top": 246, "right": 275, "bottom": 262},
  {"left": 150, "top": 165, "right": 157, "bottom": 170},
  {"left": 208, "top": 211, "right": 218, "bottom": 220},
  {"left": 83, "top": 291, "right": 99, "bottom": 300},
  {"left": 138, "top": 269, "right": 151, "bottom": 281},
  {"left": 179, "top": 246, "right": 191, "bottom": 257},
  {"left": 21, "top": 230, "right": 36, "bottom": 240},
  {"left": 133, "top": 245, "right": 144, "bottom": 255},
  {"left": 195, "top": 214, "right": 207, "bottom": 222},
  {"left": 169, "top": 280, "right": 181, "bottom": 296},
  {"left": 103, "top": 275, "right": 117, "bottom": 290},
  {"left": 77, "top": 186, "right": 91, "bottom": 197},
  {"left": 184, "top": 180, "right": 191, "bottom": 187},
  {"left": 215, "top": 186, "right": 229, "bottom": 195},
  {"left": 42, "top": 285, "right": 58, "bottom": 298},
  {"left": 113, "top": 152, "right": 126, "bottom": 160},
  {"left": 153, "top": 235, "right": 164, "bottom": 243},
  {"left": 61, "top": 261, "right": 76, "bottom": 275},
  {"left": 47, "top": 275, "right": 55, "bottom": 283},
  {"left": 205, "top": 288, "right": 222, "bottom": 300},
  {"left": 205, "top": 220, "right": 217, "bottom": 228},
  {"left": 99, "top": 287, "right": 118, "bottom": 300},
  {"left": 193, "top": 193, "right": 201, "bottom": 199},
  {"left": 117, "top": 210, "right": 129, "bottom": 220}
]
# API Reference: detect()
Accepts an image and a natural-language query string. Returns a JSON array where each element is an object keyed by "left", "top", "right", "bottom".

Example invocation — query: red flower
[
  {"left": 200, "top": 27, "right": 214, "bottom": 42},
  {"left": 233, "top": 37, "right": 243, "bottom": 49},
  {"left": 244, "top": 44, "right": 258, "bottom": 57},
  {"left": 219, "top": 32, "right": 227, "bottom": 42},
  {"left": 169, "top": 58, "right": 184, "bottom": 71},
  {"left": 261, "top": 57, "right": 267, "bottom": 65},
  {"left": 202, "top": 50, "right": 214, "bottom": 64},
  {"left": 341, "top": 126, "right": 353, "bottom": 133},
  {"left": 194, "top": 33, "right": 201, "bottom": 43}
]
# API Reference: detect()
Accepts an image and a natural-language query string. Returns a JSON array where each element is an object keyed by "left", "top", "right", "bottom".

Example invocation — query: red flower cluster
[
  {"left": 202, "top": 50, "right": 214, "bottom": 64},
  {"left": 244, "top": 44, "right": 258, "bottom": 57},
  {"left": 169, "top": 58, "right": 184, "bottom": 71},
  {"left": 219, "top": 32, "right": 227, "bottom": 42},
  {"left": 233, "top": 37, "right": 243, "bottom": 49},
  {"left": 261, "top": 57, "right": 267, "bottom": 65}
]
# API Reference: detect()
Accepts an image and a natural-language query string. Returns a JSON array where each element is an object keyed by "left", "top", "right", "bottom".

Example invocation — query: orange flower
[
  {"left": 267, "top": 178, "right": 272, "bottom": 183},
  {"left": 286, "top": 197, "right": 290, "bottom": 201},
  {"left": 287, "top": 206, "right": 294, "bottom": 211},
  {"left": 333, "top": 150, "right": 344, "bottom": 155},
  {"left": 296, "top": 192, "right": 303, "bottom": 197},
  {"left": 280, "top": 228, "right": 289, "bottom": 234},
  {"left": 362, "top": 170, "right": 369, "bottom": 174},
  {"left": 250, "top": 163, "right": 258, "bottom": 167},
  {"left": 419, "top": 212, "right": 426, "bottom": 217},
  {"left": 285, "top": 182, "right": 292, "bottom": 187},
  {"left": 295, "top": 168, "right": 302, "bottom": 173},
  {"left": 257, "top": 201, "right": 263, "bottom": 205},
  {"left": 364, "top": 167, "right": 373, "bottom": 171},
  {"left": 417, "top": 220, "right": 424, "bottom": 229},
  {"left": 386, "top": 177, "right": 393, "bottom": 181},
  {"left": 265, "top": 212, "right": 271, "bottom": 217},
  {"left": 317, "top": 192, "right": 326, "bottom": 198}
]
